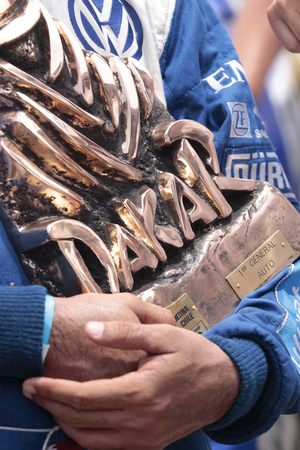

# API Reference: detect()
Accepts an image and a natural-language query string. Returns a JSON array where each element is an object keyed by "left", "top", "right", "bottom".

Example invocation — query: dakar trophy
[{"left": 1, "top": 0, "right": 300, "bottom": 334}]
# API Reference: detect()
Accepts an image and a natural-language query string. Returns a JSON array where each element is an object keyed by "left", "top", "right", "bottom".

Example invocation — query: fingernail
[
  {"left": 23, "top": 384, "right": 36, "bottom": 400},
  {"left": 86, "top": 321, "right": 104, "bottom": 338}
]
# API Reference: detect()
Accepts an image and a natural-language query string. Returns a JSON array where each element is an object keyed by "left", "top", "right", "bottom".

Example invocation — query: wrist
[{"left": 42, "top": 295, "right": 55, "bottom": 361}]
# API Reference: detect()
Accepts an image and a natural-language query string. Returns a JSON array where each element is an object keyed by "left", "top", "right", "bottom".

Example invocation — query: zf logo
[{"left": 227, "top": 102, "right": 252, "bottom": 139}]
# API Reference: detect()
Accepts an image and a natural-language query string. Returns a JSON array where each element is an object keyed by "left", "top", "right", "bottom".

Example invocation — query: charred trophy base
[{"left": 137, "top": 182, "right": 300, "bottom": 325}]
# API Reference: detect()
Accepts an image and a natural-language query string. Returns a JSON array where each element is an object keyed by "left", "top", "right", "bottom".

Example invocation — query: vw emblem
[{"left": 68, "top": 0, "right": 143, "bottom": 59}]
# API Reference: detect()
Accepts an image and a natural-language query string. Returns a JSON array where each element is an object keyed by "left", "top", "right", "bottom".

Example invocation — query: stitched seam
[{"left": 275, "top": 265, "right": 294, "bottom": 332}]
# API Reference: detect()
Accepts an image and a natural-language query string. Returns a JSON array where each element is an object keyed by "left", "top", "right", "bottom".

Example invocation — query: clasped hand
[{"left": 23, "top": 296, "right": 240, "bottom": 450}]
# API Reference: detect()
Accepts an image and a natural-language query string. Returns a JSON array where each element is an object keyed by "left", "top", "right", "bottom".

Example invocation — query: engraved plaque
[
  {"left": 226, "top": 230, "right": 294, "bottom": 298},
  {"left": 166, "top": 293, "right": 210, "bottom": 334}
]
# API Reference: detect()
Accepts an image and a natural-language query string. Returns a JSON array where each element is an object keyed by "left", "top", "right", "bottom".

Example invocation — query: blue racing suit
[{"left": 1, "top": 0, "right": 300, "bottom": 448}]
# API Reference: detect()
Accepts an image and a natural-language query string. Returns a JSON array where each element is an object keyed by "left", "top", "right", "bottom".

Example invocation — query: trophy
[{"left": 1, "top": 0, "right": 300, "bottom": 333}]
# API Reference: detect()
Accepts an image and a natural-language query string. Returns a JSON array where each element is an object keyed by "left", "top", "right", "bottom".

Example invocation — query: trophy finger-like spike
[
  {"left": 0, "top": 59, "right": 106, "bottom": 130},
  {"left": 107, "top": 56, "right": 140, "bottom": 159},
  {"left": 54, "top": 19, "right": 93, "bottom": 106},
  {"left": 157, "top": 171, "right": 218, "bottom": 240},
  {"left": 153, "top": 119, "right": 220, "bottom": 175},
  {"left": 0, "top": 0, "right": 40, "bottom": 47},
  {"left": 1, "top": 111, "right": 100, "bottom": 188},
  {"left": 125, "top": 57, "right": 154, "bottom": 120},
  {"left": 114, "top": 188, "right": 167, "bottom": 261},
  {"left": 86, "top": 52, "right": 120, "bottom": 129},
  {"left": 214, "top": 175, "right": 256, "bottom": 191},
  {"left": 175, "top": 139, "right": 232, "bottom": 218},
  {"left": 155, "top": 226, "right": 183, "bottom": 248},
  {"left": 47, "top": 219, "right": 120, "bottom": 293},
  {"left": 0, "top": 137, "right": 86, "bottom": 216},
  {"left": 13, "top": 91, "right": 142, "bottom": 182},
  {"left": 33, "top": 0, "right": 64, "bottom": 82},
  {"left": 57, "top": 240, "right": 103, "bottom": 293},
  {"left": 0, "top": 0, "right": 21, "bottom": 21},
  {"left": 106, "top": 223, "right": 158, "bottom": 291}
]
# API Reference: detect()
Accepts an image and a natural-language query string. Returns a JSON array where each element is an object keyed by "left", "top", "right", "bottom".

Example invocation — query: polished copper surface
[
  {"left": 0, "top": 137, "right": 86, "bottom": 216},
  {"left": 114, "top": 188, "right": 168, "bottom": 262},
  {"left": 175, "top": 139, "right": 232, "bottom": 218},
  {"left": 1, "top": 111, "right": 99, "bottom": 187},
  {"left": 108, "top": 56, "right": 140, "bottom": 159},
  {"left": 38, "top": 1, "right": 64, "bottom": 82},
  {"left": 157, "top": 171, "right": 218, "bottom": 240},
  {"left": 58, "top": 240, "right": 103, "bottom": 293},
  {"left": 0, "top": 0, "right": 40, "bottom": 47},
  {"left": 12, "top": 92, "right": 142, "bottom": 182},
  {"left": 214, "top": 175, "right": 256, "bottom": 192},
  {"left": 1, "top": 0, "right": 300, "bottom": 326},
  {"left": 153, "top": 119, "right": 220, "bottom": 175},
  {"left": 0, "top": 59, "right": 105, "bottom": 129},
  {"left": 136, "top": 183, "right": 300, "bottom": 325},
  {"left": 125, "top": 57, "right": 154, "bottom": 120},
  {"left": 86, "top": 52, "right": 120, "bottom": 129},
  {"left": 106, "top": 223, "right": 158, "bottom": 290},
  {"left": 0, "top": 0, "right": 18, "bottom": 19},
  {"left": 55, "top": 19, "right": 93, "bottom": 106}
]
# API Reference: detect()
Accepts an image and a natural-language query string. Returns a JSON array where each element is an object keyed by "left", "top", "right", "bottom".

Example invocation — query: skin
[
  {"left": 232, "top": 0, "right": 281, "bottom": 100},
  {"left": 43, "top": 293, "right": 175, "bottom": 381},
  {"left": 268, "top": 0, "right": 300, "bottom": 52},
  {"left": 23, "top": 319, "right": 240, "bottom": 450}
]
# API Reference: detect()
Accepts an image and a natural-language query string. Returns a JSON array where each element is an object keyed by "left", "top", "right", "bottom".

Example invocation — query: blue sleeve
[
  {"left": 0, "top": 219, "right": 48, "bottom": 378},
  {"left": 0, "top": 285, "right": 48, "bottom": 379},
  {"left": 160, "top": 0, "right": 300, "bottom": 212},
  {"left": 203, "top": 260, "right": 300, "bottom": 444},
  {"left": 160, "top": 0, "right": 300, "bottom": 442}
]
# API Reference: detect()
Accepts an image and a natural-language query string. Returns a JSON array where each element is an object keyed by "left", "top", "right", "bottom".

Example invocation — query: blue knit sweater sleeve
[
  {"left": 203, "top": 262, "right": 300, "bottom": 444},
  {"left": 0, "top": 285, "right": 47, "bottom": 379}
]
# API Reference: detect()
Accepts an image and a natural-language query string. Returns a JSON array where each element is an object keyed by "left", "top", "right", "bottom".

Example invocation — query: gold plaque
[
  {"left": 226, "top": 230, "right": 294, "bottom": 299},
  {"left": 166, "top": 293, "right": 210, "bottom": 334}
]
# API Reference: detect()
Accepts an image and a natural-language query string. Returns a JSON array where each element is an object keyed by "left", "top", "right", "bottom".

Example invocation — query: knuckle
[
  {"left": 115, "top": 321, "right": 134, "bottom": 343},
  {"left": 165, "top": 308, "right": 176, "bottom": 325},
  {"left": 71, "top": 391, "right": 90, "bottom": 410},
  {"left": 67, "top": 410, "right": 84, "bottom": 428},
  {"left": 133, "top": 386, "right": 154, "bottom": 406},
  {"left": 71, "top": 431, "right": 100, "bottom": 450}
]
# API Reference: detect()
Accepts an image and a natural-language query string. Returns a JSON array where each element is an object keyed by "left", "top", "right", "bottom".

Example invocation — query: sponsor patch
[
  {"left": 222, "top": 147, "right": 295, "bottom": 200},
  {"left": 68, "top": 0, "right": 143, "bottom": 59},
  {"left": 227, "top": 102, "right": 252, "bottom": 138},
  {"left": 276, "top": 262, "right": 300, "bottom": 373}
]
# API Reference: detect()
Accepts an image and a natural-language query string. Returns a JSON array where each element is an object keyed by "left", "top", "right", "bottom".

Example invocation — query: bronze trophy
[{"left": 1, "top": 0, "right": 300, "bottom": 333}]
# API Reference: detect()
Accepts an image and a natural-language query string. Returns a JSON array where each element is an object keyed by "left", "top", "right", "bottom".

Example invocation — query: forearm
[{"left": 204, "top": 260, "right": 300, "bottom": 443}]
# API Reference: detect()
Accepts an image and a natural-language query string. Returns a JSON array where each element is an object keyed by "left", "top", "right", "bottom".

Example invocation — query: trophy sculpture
[{"left": 1, "top": 0, "right": 300, "bottom": 331}]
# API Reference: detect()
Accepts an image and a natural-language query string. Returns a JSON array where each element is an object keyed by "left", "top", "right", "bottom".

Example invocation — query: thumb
[
  {"left": 85, "top": 321, "right": 179, "bottom": 354},
  {"left": 132, "top": 300, "right": 175, "bottom": 326}
]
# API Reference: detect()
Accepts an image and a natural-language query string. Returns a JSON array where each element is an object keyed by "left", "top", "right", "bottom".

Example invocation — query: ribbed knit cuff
[
  {"left": 0, "top": 285, "right": 47, "bottom": 379},
  {"left": 204, "top": 335, "right": 268, "bottom": 434}
]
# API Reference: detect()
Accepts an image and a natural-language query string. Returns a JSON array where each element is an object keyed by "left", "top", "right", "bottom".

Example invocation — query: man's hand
[
  {"left": 43, "top": 293, "right": 174, "bottom": 381},
  {"left": 24, "top": 321, "right": 240, "bottom": 450},
  {"left": 268, "top": 0, "right": 300, "bottom": 52}
]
